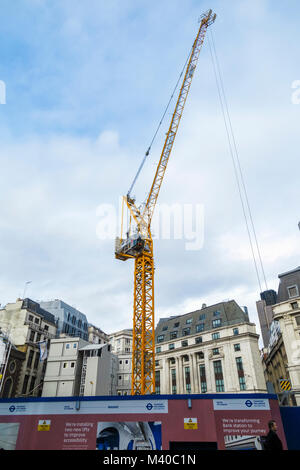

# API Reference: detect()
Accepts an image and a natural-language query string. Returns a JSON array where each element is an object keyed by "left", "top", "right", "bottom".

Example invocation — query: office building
[
  {"left": 109, "top": 329, "right": 133, "bottom": 396},
  {"left": 256, "top": 290, "right": 277, "bottom": 348},
  {"left": 40, "top": 300, "right": 89, "bottom": 341},
  {"left": 155, "top": 300, "right": 266, "bottom": 395},
  {"left": 42, "top": 335, "right": 118, "bottom": 397},
  {"left": 0, "top": 298, "right": 57, "bottom": 397}
]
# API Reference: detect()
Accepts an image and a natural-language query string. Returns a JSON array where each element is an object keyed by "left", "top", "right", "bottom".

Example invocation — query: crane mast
[{"left": 115, "top": 10, "right": 216, "bottom": 395}]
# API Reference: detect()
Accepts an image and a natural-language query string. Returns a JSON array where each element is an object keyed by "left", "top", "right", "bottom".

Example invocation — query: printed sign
[
  {"left": 96, "top": 422, "right": 162, "bottom": 451},
  {"left": 0, "top": 399, "right": 168, "bottom": 416},
  {"left": 184, "top": 418, "right": 198, "bottom": 430},
  {"left": 38, "top": 420, "right": 51, "bottom": 431},
  {"left": 213, "top": 399, "right": 270, "bottom": 411}
]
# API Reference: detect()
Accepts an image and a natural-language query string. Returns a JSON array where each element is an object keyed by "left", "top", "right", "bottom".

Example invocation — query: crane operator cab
[{"left": 115, "top": 232, "right": 145, "bottom": 261}]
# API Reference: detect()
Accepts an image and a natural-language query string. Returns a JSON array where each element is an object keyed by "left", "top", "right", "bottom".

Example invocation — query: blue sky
[{"left": 0, "top": 0, "right": 300, "bottom": 341}]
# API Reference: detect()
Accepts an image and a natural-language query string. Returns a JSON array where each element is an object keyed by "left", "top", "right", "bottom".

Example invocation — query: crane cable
[
  {"left": 207, "top": 28, "right": 268, "bottom": 294},
  {"left": 127, "top": 46, "right": 193, "bottom": 198}
]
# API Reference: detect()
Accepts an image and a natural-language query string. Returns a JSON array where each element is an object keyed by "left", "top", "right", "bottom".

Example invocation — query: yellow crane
[{"left": 115, "top": 10, "right": 216, "bottom": 395}]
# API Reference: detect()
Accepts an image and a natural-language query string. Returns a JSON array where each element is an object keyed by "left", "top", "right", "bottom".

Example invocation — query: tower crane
[{"left": 115, "top": 10, "right": 216, "bottom": 395}]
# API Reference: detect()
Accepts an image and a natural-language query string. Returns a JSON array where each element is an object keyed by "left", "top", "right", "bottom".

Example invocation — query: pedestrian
[{"left": 263, "top": 420, "right": 283, "bottom": 451}]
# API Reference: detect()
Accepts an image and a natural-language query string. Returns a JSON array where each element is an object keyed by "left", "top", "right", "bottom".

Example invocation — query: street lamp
[{"left": 22, "top": 281, "right": 32, "bottom": 299}]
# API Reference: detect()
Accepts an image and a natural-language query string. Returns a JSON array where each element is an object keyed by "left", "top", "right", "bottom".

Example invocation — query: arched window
[{"left": 2, "top": 378, "right": 13, "bottom": 398}]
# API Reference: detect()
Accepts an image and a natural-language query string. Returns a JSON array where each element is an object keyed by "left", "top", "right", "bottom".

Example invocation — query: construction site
[{"left": 0, "top": 3, "right": 300, "bottom": 454}]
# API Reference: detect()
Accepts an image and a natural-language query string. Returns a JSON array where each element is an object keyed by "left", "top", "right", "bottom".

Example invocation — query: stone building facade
[
  {"left": 155, "top": 300, "right": 266, "bottom": 395},
  {"left": 0, "top": 298, "right": 57, "bottom": 397},
  {"left": 109, "top": 329, "right": 133, "bottom": 396}
]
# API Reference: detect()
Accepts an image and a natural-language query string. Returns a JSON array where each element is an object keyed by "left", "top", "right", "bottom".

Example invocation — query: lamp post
[{"left": 22, "top": 281, "right": 32, "bottom": 299}]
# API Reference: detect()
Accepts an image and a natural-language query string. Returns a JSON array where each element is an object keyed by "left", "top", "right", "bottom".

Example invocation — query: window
[
  {"left": 199, "top": 313, "right": 206, "bottom": 321},
  {"left": 239, "top": 376, "right": 246, "bottom": 390},
  {"left": 174, "top": 322, "right": 180, "bottom": 328},
  {"left": 73, "top": 343, "right": 77, "bottom": 349},
  {"left": 185, "top": 367, "right": 191, "bottom": 393},
  {"left": 197, "top": 351, "right": 204, "bottom": 359},
  {"left": 295, "top": 316, "right": 300, "bottom": 326},
  {"left": 33, "top": 353, "right": 39, "bottom": 370},
  {"left": 212, "top": 348, "right": 219, "bottom": 355},
  {"left": 182, "top": 327, "right": 191, "bottom": 336},
  {"left": 171, "top": 369, "right": 176, "bottom": 394},
  {"left": 195, "top": 336, "right": 203, "bottom": 344},
  {"left": 233, "top": 328, "right": 239, "bottom": 336},
  {"left": 34, "top": 318, "right": 40, "bottom": 324},
  {"left": 170, "top": 331, "right": 178, "bottom": 340},
  {"left": 162, "top": 326, "right": 168, "bottom": 331},
  {"left": 27, "top": 350, "right": 34, "bottom": 368},
  {"left": 44, "top": 325, "right": 49, "bottom": 331},
  {"left": 212, "top": 332, "right": 220, "bottom": 340},
  {"left": 196, "top": 323, "right": 205, "bottom": 333},
  {"left": 28, "top": 315, "right": 33, "bottom": 322},
  {"left": 213, "top": 360, "right": 224, "bottom": 392},
  {"left": 9, "top": 361, "right": 16, "bottom": 374},
  {"left": 213, "top": 310, "right": 221, "bottom": 317},
  {"left": 71, "top": 362, "right": 75, "bottom": 368},
  {"left": 236, "top": 357, "right": 246, "bottom": 391},
  {"left": 2, "top": 378, "right": 13, "bottom": 398},
  {"left": 199, "top": 365, "right": 207, "bottom": 393},
  {"left": 157, "top": 335, "right": 164, "bottom": 343},
  {"left": 30, "top": 376, "right": 36, "bottom": 393},
  {"left": 181, "top": 340, "right": 188, "bottom": 347},
  {"left": 63, "top": 363, "right": 68, "bottom": 368},
  {"left": 186, "top": 318, "right": 193, "bottom": 324},
  {"left": 212, "top": 319, "right": 221, "bottom": 328},
  {"left": 155, "top": 370, "right": 160, "bottom": 395},
  {"left": 234, "top": 343, "right": 241, "bottom": 352},
  {"left": 156, "top": 346, "right": 161, "bottom": 353},
  {"left": 169, "top": 343, "right": 175, "bottom": 350},
  {"left": 291, "top": 302, "right": 298, "bottom": 310},
  {"left": 22, "top": 375, "right": 30, "bottom": 395},
  {"left": 29, "top": 330, "right": 35, "bottom": 342},
  {"left": 236, "top": 357, "right": 243, "bottom": 371},
  {"left": 66, "top": 344, "right": 70, "bottom": 349},
  {"left": 288, "top": 285, "right": 299, "bottom": 299}
]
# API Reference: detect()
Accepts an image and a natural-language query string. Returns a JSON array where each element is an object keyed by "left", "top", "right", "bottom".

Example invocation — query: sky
[{"left": 0, "top": 0, "right": 300, "bottom": 344}]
